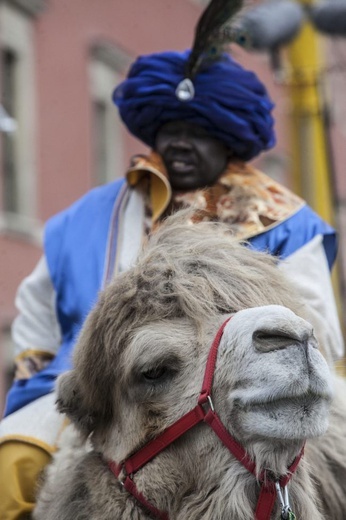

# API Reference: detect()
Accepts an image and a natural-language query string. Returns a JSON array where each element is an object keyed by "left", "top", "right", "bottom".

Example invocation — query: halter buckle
[
  {"left": 198, "top": 392, "right": 215, "bottom": 414},
  {"left": 206, "top": 395, "right": 215, "bottom": 412},
  {"left": 275, "top": 481, "right": 295, "bottom": 520},
  {"left": 117, "top": 465, "right": 134, "bottom": 488}
]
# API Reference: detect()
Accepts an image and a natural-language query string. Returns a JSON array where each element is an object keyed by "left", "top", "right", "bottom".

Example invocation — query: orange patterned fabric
[
  {"left": 14, "top": 350, "right": 55, "bottom": 381},
  {"left": 126, "top": 153, "right": 304, "bottom": 240}
]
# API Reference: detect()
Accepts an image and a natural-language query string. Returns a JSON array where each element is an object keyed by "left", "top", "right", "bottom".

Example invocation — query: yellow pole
[{"left": 287, "top": 0, "right": 334, "bottom": 224}]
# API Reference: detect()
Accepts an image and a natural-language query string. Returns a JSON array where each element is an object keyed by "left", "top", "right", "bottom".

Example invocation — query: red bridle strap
[{"left": 107, "top": 316, "right": 304, "bottom": 520}]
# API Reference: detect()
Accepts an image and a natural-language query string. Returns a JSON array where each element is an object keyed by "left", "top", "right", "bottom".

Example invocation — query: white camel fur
[{"left": 34, "top": 212, "right": 346, "bottom": 520}]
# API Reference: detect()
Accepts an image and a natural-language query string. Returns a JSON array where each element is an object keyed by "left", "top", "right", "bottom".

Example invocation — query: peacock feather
[{"left": 186, "top": 0, "right": 245, "bottom": 80}]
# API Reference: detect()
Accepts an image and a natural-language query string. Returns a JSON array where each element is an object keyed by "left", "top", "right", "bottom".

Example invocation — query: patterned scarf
[{"left": 126, "top": 152, "right": 304, "bottom": 240}]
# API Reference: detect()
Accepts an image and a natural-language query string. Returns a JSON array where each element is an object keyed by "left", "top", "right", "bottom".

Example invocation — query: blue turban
[{"left": 113, "top": 50, "right": 276, "bottom": 161}]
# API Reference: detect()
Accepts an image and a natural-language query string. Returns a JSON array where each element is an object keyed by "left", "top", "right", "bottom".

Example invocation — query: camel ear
[
  {"left": 55, "top": 370, "right": 97, "bottom": 437},
  {"left": 55, "top": 290, "right": 119, "bottom": 435}
]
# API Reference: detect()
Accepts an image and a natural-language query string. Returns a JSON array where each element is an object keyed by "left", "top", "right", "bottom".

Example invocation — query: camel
[{"left": 33, "top": 213, "right": 346, "bottom": 520}]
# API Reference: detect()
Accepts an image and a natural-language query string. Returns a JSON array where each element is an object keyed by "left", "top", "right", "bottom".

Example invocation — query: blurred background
[{"left": 1, "top": 0, "right": 346, "bottom": 414}]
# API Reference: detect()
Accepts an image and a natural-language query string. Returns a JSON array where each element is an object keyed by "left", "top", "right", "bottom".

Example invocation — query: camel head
[{"left": 55, "top": 213, "right": 334, "bottom": 518}]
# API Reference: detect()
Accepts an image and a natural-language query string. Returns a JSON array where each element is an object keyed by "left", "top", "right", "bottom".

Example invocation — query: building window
[
  {"left": 2, "top": 48, "right": 19, "bottom": 213},
  {"left": 0, "top": 3, "right": 40, "bottom": 239},
  {"left": 89, "top": 42, "right": 133, "bottom": 185},
  {"left": 0, "top": 327, "right": 15, "bottom": 415},
  {"left": 89, "top": 58, "right": 126, "bottom": 185},
  {"left": 93, "top": 99, "right": 110, "bottom": 185}
]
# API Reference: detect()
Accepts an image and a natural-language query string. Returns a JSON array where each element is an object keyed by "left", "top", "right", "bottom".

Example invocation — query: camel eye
[
  {"left": 134, "top": 354, "right": 181, "bottom": 389},
  {"left": 142, "top": 366, "right": 169, "bottom": 383}
]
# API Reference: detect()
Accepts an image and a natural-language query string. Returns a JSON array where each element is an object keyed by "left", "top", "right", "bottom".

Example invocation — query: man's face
[{"left": 155, "top": 121, "right": 230, "bottom": 191}]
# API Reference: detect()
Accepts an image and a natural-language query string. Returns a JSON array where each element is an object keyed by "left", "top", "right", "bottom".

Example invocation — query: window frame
[{"left": 0, "top": 2, "right": 41, "bottom": 242}]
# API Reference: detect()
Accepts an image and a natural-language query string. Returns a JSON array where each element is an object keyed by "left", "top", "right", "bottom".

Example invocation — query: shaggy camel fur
[{"left": 34, "top": 214, "right": 346, "bottom": 520}]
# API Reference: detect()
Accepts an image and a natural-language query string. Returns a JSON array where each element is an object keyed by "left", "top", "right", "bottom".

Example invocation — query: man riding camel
[{"left": 0, "top": 0, "right": 343, "bottom": 517}]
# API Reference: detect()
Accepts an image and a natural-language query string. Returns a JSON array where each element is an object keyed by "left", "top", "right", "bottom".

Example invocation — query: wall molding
[{"left": 91, "top": 41, "right": 134, "bottom": 75}]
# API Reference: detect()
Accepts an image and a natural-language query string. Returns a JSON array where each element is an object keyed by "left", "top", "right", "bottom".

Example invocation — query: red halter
[{"left": 108, "top": 317, "right": 304, "bottom": 520}]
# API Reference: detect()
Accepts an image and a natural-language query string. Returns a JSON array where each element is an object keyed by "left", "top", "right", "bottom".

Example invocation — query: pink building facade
[{"left": 1, "top": 0, "right": 345, "bottom": 413}]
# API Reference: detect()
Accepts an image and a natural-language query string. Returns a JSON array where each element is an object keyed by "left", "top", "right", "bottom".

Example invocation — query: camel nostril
[{"left": 253, "top": 328, "right": 312, "bottom": 352}]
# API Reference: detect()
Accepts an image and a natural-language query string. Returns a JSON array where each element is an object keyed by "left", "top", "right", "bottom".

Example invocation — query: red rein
[{"left": 108, "top": 317, "right": 304, "bottom": 520}]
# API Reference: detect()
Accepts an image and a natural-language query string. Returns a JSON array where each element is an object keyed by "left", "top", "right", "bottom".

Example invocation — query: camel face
[{"left": 104, "top": 305, "right": 333, "bottom": 464}]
